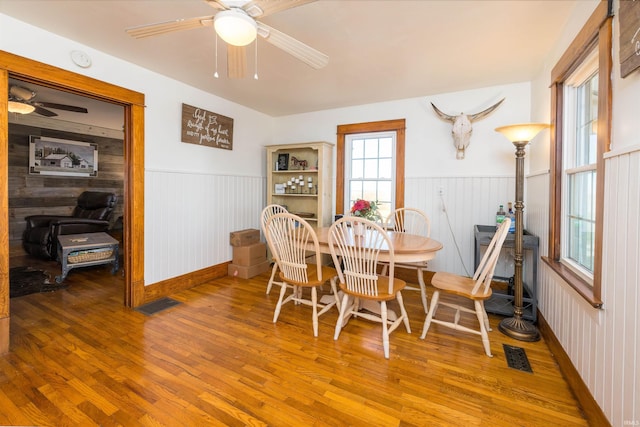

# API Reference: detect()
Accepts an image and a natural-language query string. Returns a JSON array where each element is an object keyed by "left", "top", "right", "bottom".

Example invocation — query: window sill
[{"left": 541, "top": 257, "right": 603, "bottom": 308}]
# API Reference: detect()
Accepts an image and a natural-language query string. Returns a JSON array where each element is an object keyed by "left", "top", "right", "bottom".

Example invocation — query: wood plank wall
[
  {"left": 8, "top": 116, "right": 124, "bottom": 256},
  {"left": 145, "top": 169, "right": 265, "bottom": 284},
  {"left": 526, "top": 149, "right": 640, "bottom": 425},
  {"left": 404, "top": 175, "right": 516, "bottom": 276}
]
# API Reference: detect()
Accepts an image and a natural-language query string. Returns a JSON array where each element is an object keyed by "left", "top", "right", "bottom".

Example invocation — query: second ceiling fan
[{"left": 126, "top": 0, "right": 328, "bottom": 78}]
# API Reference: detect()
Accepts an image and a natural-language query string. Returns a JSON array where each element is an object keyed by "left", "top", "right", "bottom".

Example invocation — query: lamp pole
[
  {"left": 497, "top": 139, "right": 540, "bottom": 341},
  {"left": 494, "top": 123, "right": 548, "bottom": 342}
]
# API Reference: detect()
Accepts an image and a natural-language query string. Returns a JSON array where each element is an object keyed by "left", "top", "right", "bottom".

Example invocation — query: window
[
  {"left": 562, "top": 51, "right": 598, "bottom": 280},
  {"left": 336, "top": 119, "right": 405, "bottom": 221},
  {"left": 543, "top": 2, "right": 612, "bottom": 307},
  {"left": 345, "top": 132, "right": 395, "bottom": 221}
]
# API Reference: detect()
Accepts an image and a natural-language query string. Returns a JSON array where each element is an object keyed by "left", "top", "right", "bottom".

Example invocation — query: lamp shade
[
  {"left": 214, "top": 10, "right": 257, "bottom": 46},
  {"left": 495, "top": 123, "right": 549, "bottom": 143},
  {"left": 8, "top": 101, "right": 36, "bottom": 114}
]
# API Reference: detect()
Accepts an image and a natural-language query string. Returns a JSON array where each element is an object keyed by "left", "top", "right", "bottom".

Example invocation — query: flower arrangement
[{"left": 350, "top": 199, "right": 381, "bottom": 222}]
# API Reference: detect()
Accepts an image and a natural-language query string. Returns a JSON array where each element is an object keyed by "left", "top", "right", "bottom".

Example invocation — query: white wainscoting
[
  {"left": 531, "top": 151, "right": 640, "bottom": 425},
  {"left": 145, "top": 169, "right": 265, "bottom": 284},
  {"left": 405, "top": 176, "right": 515, "bottom": 276}
]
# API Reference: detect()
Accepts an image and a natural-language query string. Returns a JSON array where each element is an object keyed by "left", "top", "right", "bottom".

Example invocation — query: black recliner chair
[{"left": 23, "top": 191, "right": 118, "bottom": 260}]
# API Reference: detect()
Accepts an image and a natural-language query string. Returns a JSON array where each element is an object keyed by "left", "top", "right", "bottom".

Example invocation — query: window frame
[
  {"left": 336, "top": 119, "right": 405, "bottom": 216},
  {"left": 344, "top": 131, "right": 397, "bottom": 220},
  {"left": 543, "top": 0, "right": 612, "bottom": 308},
  {"left": 561, "top": 62, "right": 598, "bottom": 280}
]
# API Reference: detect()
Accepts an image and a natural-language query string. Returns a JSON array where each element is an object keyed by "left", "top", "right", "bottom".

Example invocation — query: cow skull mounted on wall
[{"left": 431, "top": 98, "right": 505, "bottom": 159}]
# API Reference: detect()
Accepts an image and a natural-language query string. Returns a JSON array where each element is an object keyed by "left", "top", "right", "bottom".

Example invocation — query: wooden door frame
[{"left": 0, "top": 51, "right": 146, "bottom": 354}]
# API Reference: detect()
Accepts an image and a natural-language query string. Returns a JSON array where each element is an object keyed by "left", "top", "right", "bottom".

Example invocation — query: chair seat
[
  {"left": 338, "top": 276, "right": 406, "bottom": 301},
  {"left": 431, "top": 271, "right": 493, "bottom": 300},
  {"left": 279, "top": 264, "right": 337, "bottom": 288}
]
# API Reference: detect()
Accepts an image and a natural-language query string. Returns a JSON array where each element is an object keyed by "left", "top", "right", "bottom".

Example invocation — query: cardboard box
[
  {"left": 228, "top": 260, "right": 270, "bottom": 279},
  {"left": 232, "top": 242, "right": 267, "bottom": 266},
  {"left": 229, "top": 229, "right": 260, "bottom": 247}
]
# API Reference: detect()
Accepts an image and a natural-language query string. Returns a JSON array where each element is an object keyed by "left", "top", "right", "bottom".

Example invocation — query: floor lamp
[{"left": 494, "top": 123, "right": 549, "bottom": 342}]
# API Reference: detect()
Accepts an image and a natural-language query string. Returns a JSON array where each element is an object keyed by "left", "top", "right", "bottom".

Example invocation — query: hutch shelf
[{"left": 266, "top": 142, "right": 334, "bottom": 228}]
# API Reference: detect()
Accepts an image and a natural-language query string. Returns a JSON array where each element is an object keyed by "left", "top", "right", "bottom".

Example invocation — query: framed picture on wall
[{"left": 29, "top": 135, "right": 98, "bottom": 177}]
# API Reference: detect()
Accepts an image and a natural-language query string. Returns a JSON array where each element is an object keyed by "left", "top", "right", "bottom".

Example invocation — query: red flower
[
  {"left": 350, "top": 199, "right": 370, "bottom": 214},
  {"left": 350, "top": 199, "right": 380, "bottom": 221}
]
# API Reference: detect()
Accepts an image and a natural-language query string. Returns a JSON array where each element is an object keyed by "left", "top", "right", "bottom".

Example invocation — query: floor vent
[
  {"left": 503, "top": 344, "right": 533, "bottom": 373},
  {"left": 135, "top": 297, "right": 181, "bottom": 316}
]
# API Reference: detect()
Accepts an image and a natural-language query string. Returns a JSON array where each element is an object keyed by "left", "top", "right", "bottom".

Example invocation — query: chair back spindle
[
  {"left": 267, "top": 214, "right": 323, "bottom": 284},
  {"left": 382, "top": 207, "right": 431, "bottom": 313},
  {"left": 471, "top": 218, "right": 511, "bottom": 296},
  {"left": 329, "top": 217, "right": 391, "bottom": 295},
  {"left": 387, "top": 207, "right": 430, "bottom": 237},
  {"left": 329, "top": 216, "right": 410, "bottom": 358},
  {"left": 264, "top": 212, "right": 338, "bottom": 337},
  {"left": 260, "top": 204, "right": 288, "bottom": 294}
]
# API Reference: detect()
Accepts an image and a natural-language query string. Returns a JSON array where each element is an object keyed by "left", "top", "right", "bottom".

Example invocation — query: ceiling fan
[
  {"left": 8, "top": 84, "right": 89, "bottom": 117},
  {"left": 125, "top": 0, "right": 328, "bottom": 78}
]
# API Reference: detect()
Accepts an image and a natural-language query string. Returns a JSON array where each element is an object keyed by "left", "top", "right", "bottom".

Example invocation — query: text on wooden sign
[
  {"left": 181, "top": 103, "right": 233, "bottom": 150},
  {"left": 620, "top": 0, "right": 640, "bottom": 78}
]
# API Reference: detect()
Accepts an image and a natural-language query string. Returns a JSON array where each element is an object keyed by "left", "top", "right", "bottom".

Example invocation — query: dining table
[
  {"left": 311, "top": 226, "right": 443, "bottom": 319},
  {"left": 312, "top": 226, "right": 443, "bottom": 263}
]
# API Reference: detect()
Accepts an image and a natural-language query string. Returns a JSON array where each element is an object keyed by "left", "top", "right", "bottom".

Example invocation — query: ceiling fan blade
[
  {"left": 257, "top": 22, "right": 328, "bottom": 69},
  {"left": 33, "top": 106, "right": 58, "bottom": 117},
  {"left": 243, "top": 0, "right": 316, "bottom": 18},
  {"left": 204, "top": 0, "right": 229, "bottom": 11},
  {"left": 227, "top": 45, "right": 247, "bottom": 79},
  {"left": 34, "top": 102, "right": 88, "bottom": 113},
  {"left": 126, "top": 15, "right": 214, "bottom": 39}
]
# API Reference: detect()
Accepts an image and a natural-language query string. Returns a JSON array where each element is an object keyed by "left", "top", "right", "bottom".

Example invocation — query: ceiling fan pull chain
[
  {"left": 214, "top": 32, "right": 219, "bottom": 79},
  {"left": 254, "top": 39, "right": 259, "bottom": 80}
]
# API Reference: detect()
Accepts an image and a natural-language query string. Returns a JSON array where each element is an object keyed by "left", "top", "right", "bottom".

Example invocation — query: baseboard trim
[
  {"left": 142, "top": 262, "right": 230, "bottom": 305},
  {"left": 537, "top": 311, "right": 610, "bottom": 427}
]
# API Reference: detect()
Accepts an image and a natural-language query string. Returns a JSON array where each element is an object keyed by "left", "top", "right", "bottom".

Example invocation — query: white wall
[
  {"left": 528, "top": 0, "right": 640, "bottom": 424},
  {"left": 275, "top": 83, "right": 530, "bottom": 275},
  {"left": 275, "top": 83, "right": 530, "bottom": 177},
  {"left": 1, "top": 14, "right": 274, "bottom": 284}
]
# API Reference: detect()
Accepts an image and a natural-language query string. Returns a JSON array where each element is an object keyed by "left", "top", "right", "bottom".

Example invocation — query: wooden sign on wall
[
  {"left": 620, "top": 0, "right": 640, "bottom": 78},
  {"left": 181, "top": 103, "right": 233, "bottom": 150}
]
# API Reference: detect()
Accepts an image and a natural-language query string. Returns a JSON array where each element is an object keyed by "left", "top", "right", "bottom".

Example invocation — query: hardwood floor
[{"left": 2, "top": 262, "right": 588, "bottom": 426}]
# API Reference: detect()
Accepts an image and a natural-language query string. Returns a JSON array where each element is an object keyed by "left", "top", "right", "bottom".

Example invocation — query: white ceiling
[{"left": 2, "top": 0, "right": 578, "bottom": 119}]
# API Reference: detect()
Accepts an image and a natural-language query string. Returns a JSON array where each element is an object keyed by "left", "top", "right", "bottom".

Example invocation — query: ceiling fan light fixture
[
  {"left": 214, "top": 9, "right": 257, "bottom": 46},
  {"left": 8, "top": 101, "right": 36, "bottom": 115},
  {"left": 9, "top": 85, "right": 35, "bottom": 100}
]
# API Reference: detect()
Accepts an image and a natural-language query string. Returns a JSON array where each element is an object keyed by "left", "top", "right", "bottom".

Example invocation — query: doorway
[{"left": 1, "top": 51, "right": 146, "bottom": 354}]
